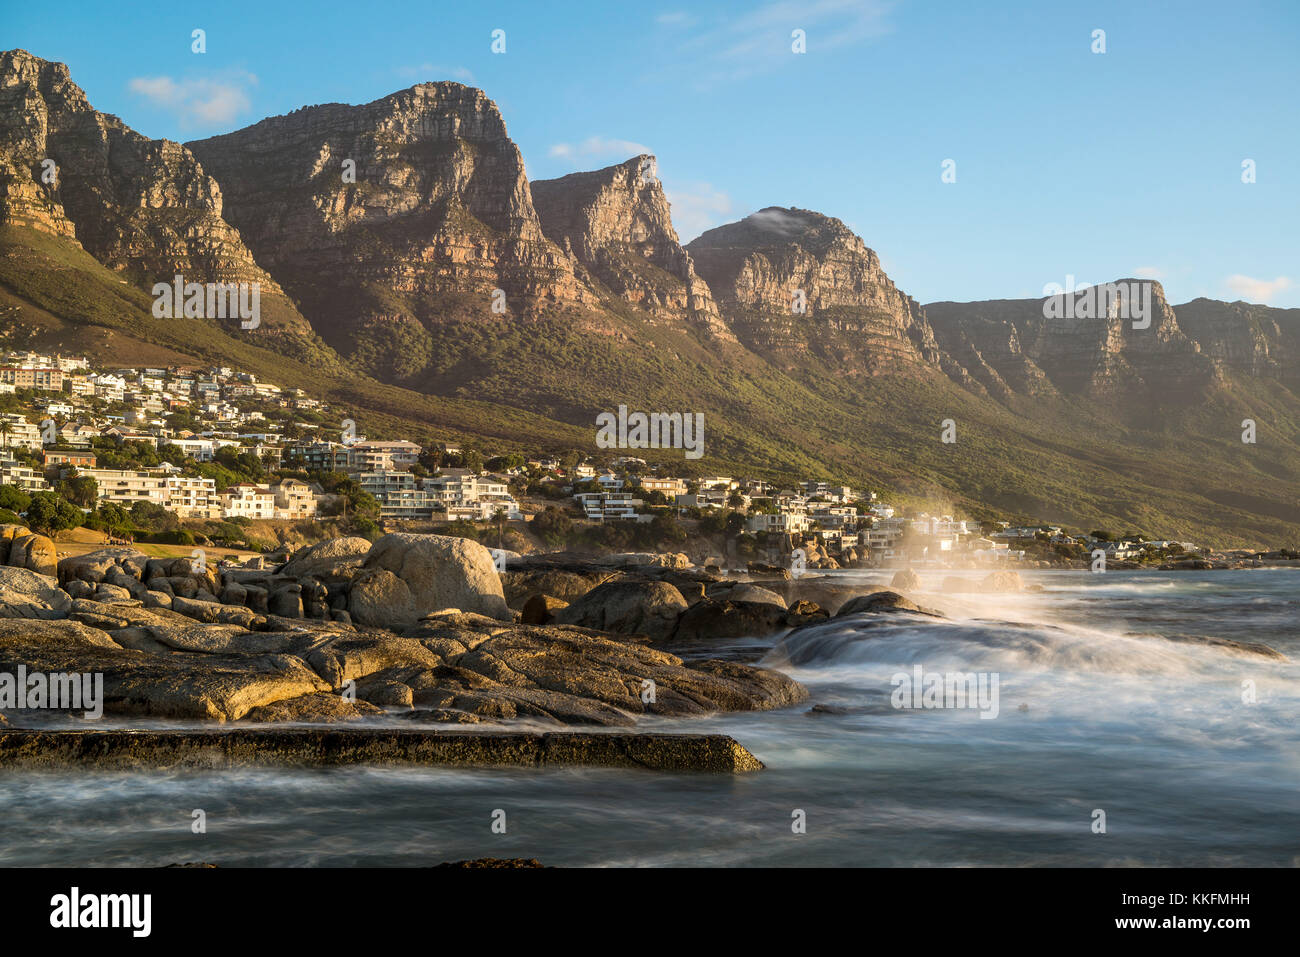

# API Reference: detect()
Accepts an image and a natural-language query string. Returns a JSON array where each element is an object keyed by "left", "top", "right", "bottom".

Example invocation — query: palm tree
[{"left": 0, "top": 419, "right": 11, "bottom": 451}]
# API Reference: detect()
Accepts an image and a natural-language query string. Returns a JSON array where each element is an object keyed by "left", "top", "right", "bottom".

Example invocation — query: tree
[
  {"left": 57, "top": 474, "right": 98, "bottom": 508},
  {"left": 531, "top": 506, "right": 573, "bottom": 545},
  {"left": 0, "top": 484, "right": 31, "bottom": 514},
  {"left": 24, "top": 491, "right": 84, "bottom": 534},
  {"left": 130, "top": 500, "right": 176, "bottom": 532},
  {"left": 93, "top": 502, "right": 131, "bottom": 534},
  {"left": 650, "top": 511, "right": 687, "bottom": 543}
]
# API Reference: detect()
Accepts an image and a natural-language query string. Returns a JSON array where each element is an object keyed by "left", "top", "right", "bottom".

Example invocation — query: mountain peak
[
  {"left": 686, "top": 208, "right": 938, "bottom": 373},
  {"left": 530, "top": 155, "right": 723, "bottom": 330}
]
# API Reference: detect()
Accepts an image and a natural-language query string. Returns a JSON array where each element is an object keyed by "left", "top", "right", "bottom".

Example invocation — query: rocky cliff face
[
  {"left": 530, "top": 156, "right": 726, "bottom": 335},
  {"left": 187, "top": 83, "right": 596, "bottom": 375},
  {"left": 0, "top": 49, "right": 311, "bottom": 340},
  {"left": 926, "top": 281, "right": 1218, "bottom": 398},
  {"left": 686, "top": 208, "right": 941, "bottom": 374},
  {"left": 1173, "top": 298, "right": 1300, "bottom": 387}
]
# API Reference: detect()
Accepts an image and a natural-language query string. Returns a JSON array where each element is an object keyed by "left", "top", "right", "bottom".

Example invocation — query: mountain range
[{"left": 1, "top": 48, "right": 1297, "bottom": 546}]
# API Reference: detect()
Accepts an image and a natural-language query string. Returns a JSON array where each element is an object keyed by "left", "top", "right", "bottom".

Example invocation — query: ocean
[{"left": 2, "top": 569, "right": 1297, "bottom": 867}]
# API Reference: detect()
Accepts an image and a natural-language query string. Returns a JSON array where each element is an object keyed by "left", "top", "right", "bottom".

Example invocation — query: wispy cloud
[
  {"left": 127, "top": 71, "right": 257, "bottom": 127},
  {"left": 1225, "top": 274, "right": 1293, "bottom": 303},
  {"left": 397, "top": 63, "right": 476, "bottom": 83},
  {"left": 669, "top": 0, "right": 895, "bottom": 84},
  {"left": 663, "top": 180, "right": 734, "bottom": 242},
  {"left": 549, "top": 135, "right": 652, "bottom": 160},
  {"left": 1133, "top": 266, "right": 1164, "bottom": 279}
]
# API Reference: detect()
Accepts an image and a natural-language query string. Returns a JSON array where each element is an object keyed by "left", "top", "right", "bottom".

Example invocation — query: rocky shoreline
[
  {"left": 2, "top": 527, "right": 1287, "bottom": 771},
  {"left": 0, "top": 530, "right": 815, "bottom": 772}
]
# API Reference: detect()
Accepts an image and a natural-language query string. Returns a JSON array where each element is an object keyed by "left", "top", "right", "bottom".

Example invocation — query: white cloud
[
  {"left": 1133, "top": 266, "right": 1164, "bottom": 279},
  {"left": 397, "top": 63, "right": 476, "bottom": 83},
  {"left": 128, "top": 71, "right": 257, "bottom": 127},
  {"left": 663, "top": 180, "right": 734, "bottom": 242},
  {"left": 1225, "top": 274, "right": 1293, "bottom": 303},
  {"left": 548, "top": 135, "right": 652, "bottom": 160},
  {"left": 670, "top": 0, "right": 895, "bottom": 83},
  {"left": 744, "top": 207, "right": 810, "bottom": 237}
]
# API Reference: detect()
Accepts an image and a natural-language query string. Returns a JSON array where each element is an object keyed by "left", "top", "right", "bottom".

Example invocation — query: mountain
[
  {"left": 0, "top": 50, "right": 320, "bottom": 355},
  {"left": 1, "top": 49, "right": 1297, "bottom": 547},
  {"left": 1173, "top": 297, "right": 1300, "bottom": 388},
  {"left": 687, "top": 207, "right": 942, "bottom": 376},
  {"left": 530, "top": 156, "right": 726, "bottom": 335},
  {"left": 926, "top": 282, "right": 1216, "bottom": 402},
  {"left": 186, "top": 83, "right": 597, "bottom": 381}
]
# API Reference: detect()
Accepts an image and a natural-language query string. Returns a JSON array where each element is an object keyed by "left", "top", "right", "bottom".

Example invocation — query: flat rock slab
[{"left": 0, "top": 729, "right": 764, "bottom": 773}]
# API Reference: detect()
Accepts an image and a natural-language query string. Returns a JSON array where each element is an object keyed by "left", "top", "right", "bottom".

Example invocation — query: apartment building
[
  {"left": 0, "top": 366, "right": 64, "bottom": 391},
  {"left": 42, "top": 450, "right": 98, "bottom": 469},
  {"left": 0, "top": 457, "right": 50, "bottom": 493},
  {"left": 349, "top": 439, "right": 421, "bottom": 470},
  {"left": 166, "top": 476, "right": 222, "bottom": 518},
  {"left": 272, "top": 479, "right": 318, "bottom": 520},
  {"left": 639, "top": 477, "right": 688, "bottom": 497},
  {"left": 574, "top": 491, "right": 650, "bottom": 523},
  {"left": 220, "top": 483, "right": 277, "bottom": 520},
  {"left": 0, "top": 415, "right": 43, "bottom": 451},
  {"left": 745, "top": 511, "right": 812, "bottom": 534},
  {"left": 81, "top": 468, "right": 171, "bottom": 508}
]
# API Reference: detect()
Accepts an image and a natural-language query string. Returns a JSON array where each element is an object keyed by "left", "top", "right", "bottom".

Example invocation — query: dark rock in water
[
  {"left": 746, "top": 562, "right": 791, "bottom": 580},
  {"left": 436, "top": 858, "right": 543, "bottom": 868},
  {"left": 890, "top": 569, "right": 922, "bottom": 591},
  {"left": 806, "top": 704, "right": 851, "bottom": 716},
  {"left": 1161, "top": 559, "right": 1214, "bottom": 570},
  {"left": 836, "top": 591, "right": 943, "bottom": 617},
  {"left": 553, "top": 580, "right": 688, "bottom": 640},
  {"left": 982, "top": 570, "right": 1024, "bottom": 592},
  {"left": 783, "top": 578, "right": 883, "bottom": 615},
  {"left": 804, "top": 702, "right": 893, "bottom": 716},
  {"left": 705, "top": 582, "right": 786, "bottom": 606},
  {"left": 786, "top": 600, "right": 829, "bottom": 624},
  {"left": 671, "top": 598, "right": 788, "bottom": 642},
  {"left": 165, "top": 862, "right": 218, "bottom": 868},
  {"left": 1131, "top": 632, "right": 1288, "bottom": 661},
  {"left": 0, "top": 729, "right": 769, "bottom": 772}
]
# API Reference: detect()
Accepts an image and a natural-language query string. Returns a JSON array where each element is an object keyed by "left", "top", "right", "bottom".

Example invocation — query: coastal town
[{"left": 0, "top": 350, "right": 1266, "bottom": 570}]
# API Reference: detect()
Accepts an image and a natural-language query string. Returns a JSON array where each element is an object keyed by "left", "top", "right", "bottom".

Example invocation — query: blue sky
[{"left": 9, "top": 0, "right": 1299, "bottom": 306}]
